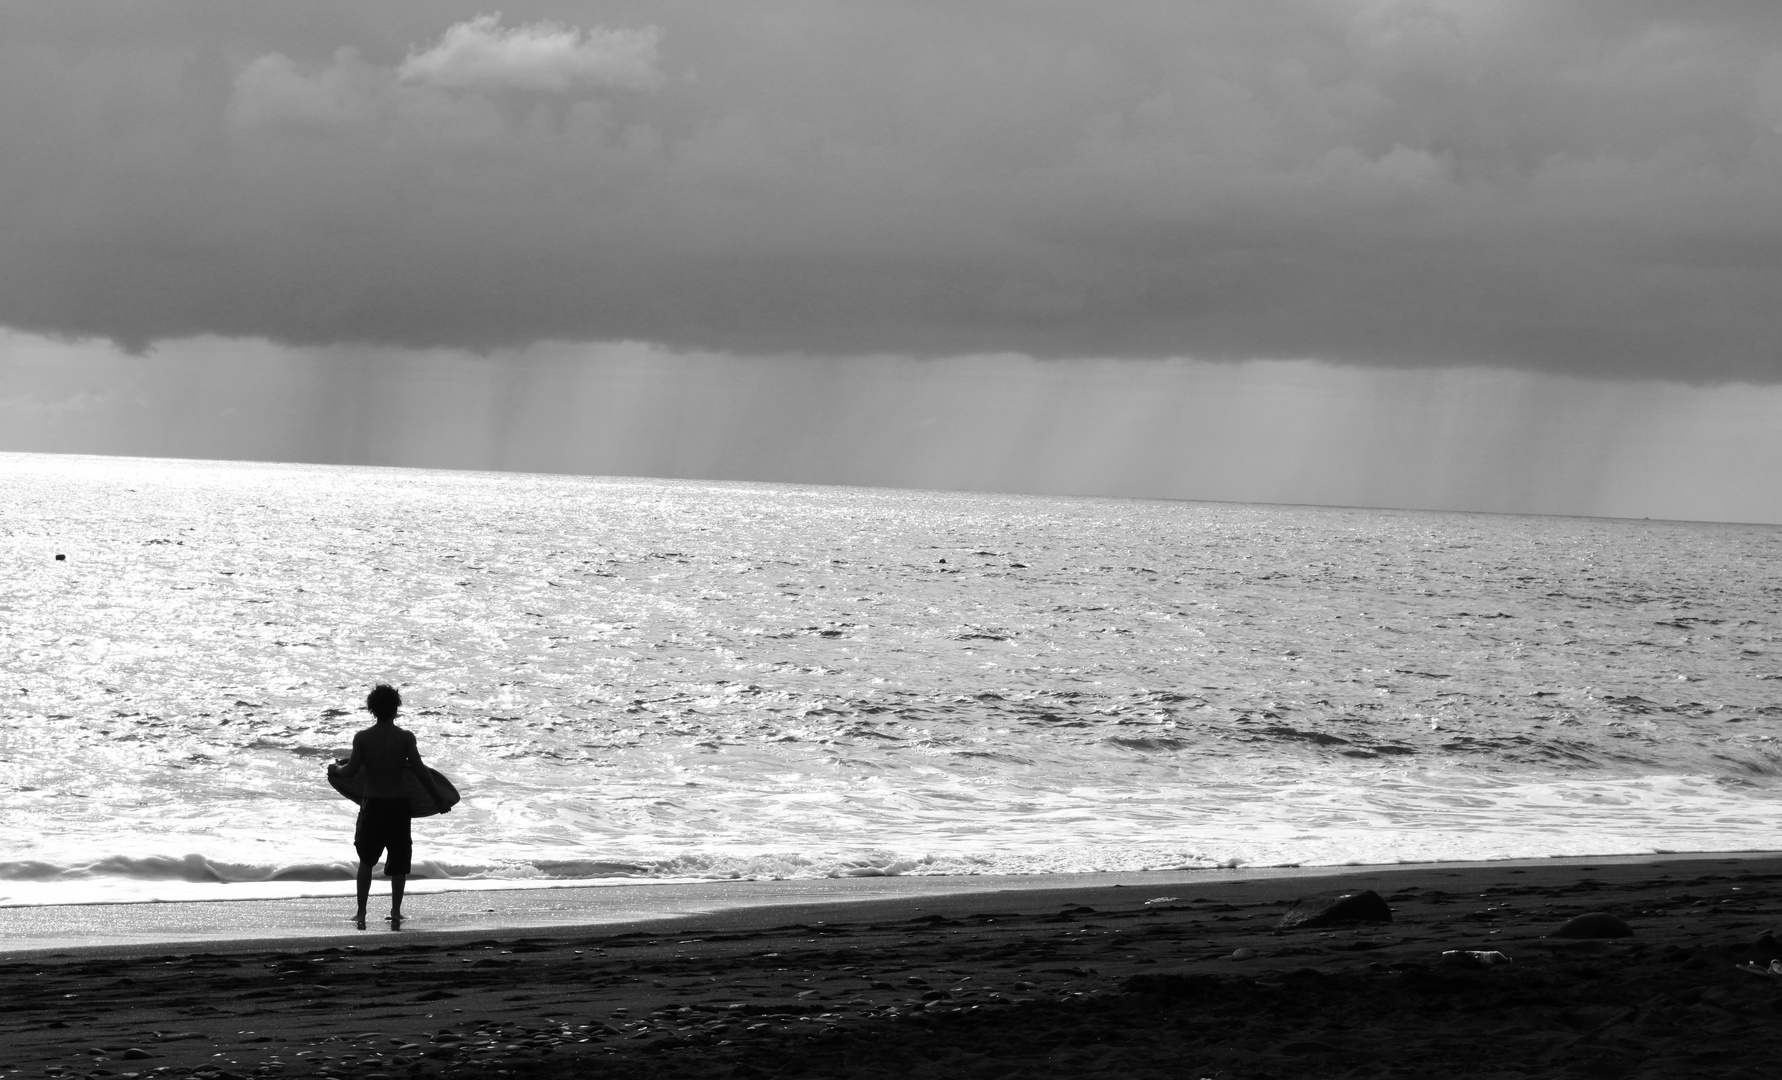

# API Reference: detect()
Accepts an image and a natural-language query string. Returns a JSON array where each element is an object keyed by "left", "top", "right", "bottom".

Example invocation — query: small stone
[
  {"left": 1277, "top": 889, "right": 1393, "bottom": 929},
  {"left": 122, "top": 1050, "right": 154, "bottom": 1061},
  {"left": 1555, "top": 912, "right": 1632, "bottom": 939}
]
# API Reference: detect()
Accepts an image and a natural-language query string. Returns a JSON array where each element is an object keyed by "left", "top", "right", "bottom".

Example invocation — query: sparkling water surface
[{"left": 2, "top": 452, "right": 1779, "bottom": 905}]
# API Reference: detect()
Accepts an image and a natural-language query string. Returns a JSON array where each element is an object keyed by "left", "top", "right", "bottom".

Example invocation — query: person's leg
[
  {"left": 354, "top": 861, "right": 374, "bottom": 927},
  {"left": 387, "top": 813, "right": 413, "bottom": 926},
  {"left": 354, "top": 807, "right": 384, "bottom": 928}
]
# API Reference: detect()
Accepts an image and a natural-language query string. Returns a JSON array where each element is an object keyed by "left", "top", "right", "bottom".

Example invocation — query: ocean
[{"left": 2, "top": 452, "right": 1778, "bottom": 906}]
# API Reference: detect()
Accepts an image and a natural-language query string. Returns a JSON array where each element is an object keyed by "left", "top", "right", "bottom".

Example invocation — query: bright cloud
[{"left": 397, "top": 14, "right": 663, "bottom": 93}]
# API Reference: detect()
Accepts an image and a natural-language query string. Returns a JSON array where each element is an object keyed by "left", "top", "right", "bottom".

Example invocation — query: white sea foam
[{"left": 2, "top": 452, "right": 1779, "bottom": 906}]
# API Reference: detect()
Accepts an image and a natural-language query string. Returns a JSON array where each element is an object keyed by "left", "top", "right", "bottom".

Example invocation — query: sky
[{"left": 3, "top": 1, "right": 1781, "bottom": 521}]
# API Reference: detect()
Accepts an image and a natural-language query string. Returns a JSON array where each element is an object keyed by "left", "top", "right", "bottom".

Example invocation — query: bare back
[{"left": 343, "top": 722, "right": 424, "bottom": 800}]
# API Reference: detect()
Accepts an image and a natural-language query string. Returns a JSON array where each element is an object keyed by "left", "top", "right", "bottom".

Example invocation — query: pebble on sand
[
  {"left": 1554, "top": 912, "right": 1633, "bottom": 939},
  {"left": 1276, "top": 889, "right": 1393, "bottom": 929}
]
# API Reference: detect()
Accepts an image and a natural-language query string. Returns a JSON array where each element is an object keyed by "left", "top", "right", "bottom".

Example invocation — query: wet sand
[{"left": 5, "top": 855, "right": 1782, "bottom": 1079}]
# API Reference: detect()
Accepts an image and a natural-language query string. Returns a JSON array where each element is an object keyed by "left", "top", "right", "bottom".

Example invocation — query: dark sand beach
[{"left": 6, "top": 856, "right": 1782, "bottom": 1079}]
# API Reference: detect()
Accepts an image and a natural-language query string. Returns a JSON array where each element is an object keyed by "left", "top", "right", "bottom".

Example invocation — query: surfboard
[{"left": 329, "top": 762, "right": 460, "bottom": 817}]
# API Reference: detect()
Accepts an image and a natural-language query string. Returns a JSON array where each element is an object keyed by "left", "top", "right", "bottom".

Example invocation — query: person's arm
[
  {"left": 405, "top": 732, "right": 451, "bottom": 813},
  {"left": 329, "top": 733, "right": 364, "bottom": 776}
]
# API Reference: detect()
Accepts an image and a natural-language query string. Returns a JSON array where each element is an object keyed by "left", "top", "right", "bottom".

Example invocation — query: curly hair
[{"left": 366, "top": 683, "right": 401, "bottom": 721}]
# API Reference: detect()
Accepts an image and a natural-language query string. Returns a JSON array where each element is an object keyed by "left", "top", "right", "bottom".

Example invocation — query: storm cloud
[{"left": 4, "top": 1, "right": 1782, "bottom": 379}]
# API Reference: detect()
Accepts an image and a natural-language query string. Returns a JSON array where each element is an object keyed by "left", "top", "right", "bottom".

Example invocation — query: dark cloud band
[{"left": 3, "top": 1, "right": 1780, "bottom": 379}]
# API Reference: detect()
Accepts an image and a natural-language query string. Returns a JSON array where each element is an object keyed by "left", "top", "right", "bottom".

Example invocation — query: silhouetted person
[{"left": 329, "top": 684, "right": 448, "bottom": 929}]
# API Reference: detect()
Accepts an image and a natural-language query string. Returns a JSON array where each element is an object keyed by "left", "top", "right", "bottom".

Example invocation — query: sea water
[{"left": 2, "top": 452, "right": 1779, "bottom": 906}]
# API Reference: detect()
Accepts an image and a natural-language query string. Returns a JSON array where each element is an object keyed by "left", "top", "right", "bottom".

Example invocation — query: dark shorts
[{"left": 354, "top": 797, "right": 413, "bottom": 876}]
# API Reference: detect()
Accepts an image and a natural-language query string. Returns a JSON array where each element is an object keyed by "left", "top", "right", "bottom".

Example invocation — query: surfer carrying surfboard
[{"left": 328, "top": 684, "right": 450, "bottom": 929}]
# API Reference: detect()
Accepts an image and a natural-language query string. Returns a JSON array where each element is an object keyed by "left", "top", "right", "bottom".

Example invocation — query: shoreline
[
  {"left": 6, "top": 851, "right": 1781, "bottom": 1078},
  {"left": 4, "top": 850, "right": 1776, "bottom": 958}
]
